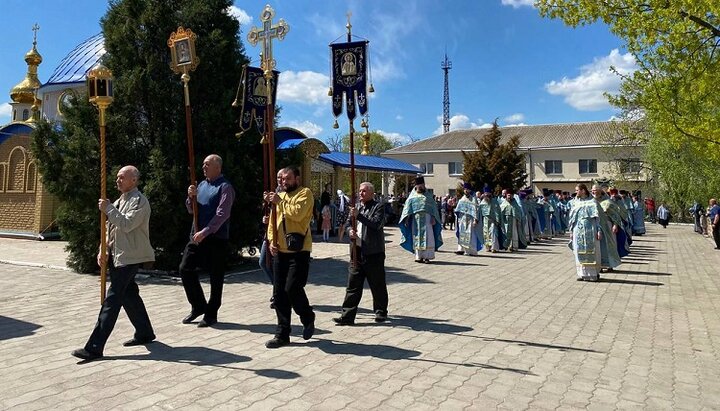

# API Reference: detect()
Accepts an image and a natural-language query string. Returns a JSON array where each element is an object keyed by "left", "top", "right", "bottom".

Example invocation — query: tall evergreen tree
[
  {"left": 32, "top": 0, "right": 262, "bottom": 272},
  {"left": 461, "top": 121, "right": 527, "bottom": 194}
]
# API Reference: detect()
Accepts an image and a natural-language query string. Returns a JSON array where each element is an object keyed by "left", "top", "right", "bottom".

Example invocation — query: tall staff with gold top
[
  {"left": 168, "top": 27, "right": 200, "bottom": 233},
  {"left": 329, "top": 12, "right": 374, "bottom": 267},
  {"left": 87, "top": 64, "right": 114, "bottom": 304},
  {"left": 247, "top": 4, "right": 289, "bottom": 250}
]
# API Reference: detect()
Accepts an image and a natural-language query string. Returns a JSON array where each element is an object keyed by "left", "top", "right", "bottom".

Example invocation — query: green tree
[
  {"left": 536, "top": 1, "right": 720, "bottom": 153},
  {"left": 461, "top": 121, "right": 527, "bottom": 194},
  {"left": 32, "top": 0, "right": 262, "bottom": 272}
]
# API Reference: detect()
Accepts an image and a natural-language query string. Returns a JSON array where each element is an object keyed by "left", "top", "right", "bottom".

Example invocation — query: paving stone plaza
[{"left": 1, "top": 224, "right": 719, "bottom": 410}]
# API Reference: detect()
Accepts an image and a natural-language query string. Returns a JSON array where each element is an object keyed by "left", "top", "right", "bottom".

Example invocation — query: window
[
  {"left": 619, "top": 158, "right": 642, "bottom": 173},
  {"left": 544, "top": 160, "right": 562, "bottom": 174},
  {"left": 579, "top": 159, "right": 597, "bottom": 174},
  {"left": 419, "top": 162, "right": 434, "bottom": 175},
  {"left": 448, "top": 161, "right": 463, "bottom": 176},
  {"left": 22, "top": 109, "right": 29, "bottom": 121}
]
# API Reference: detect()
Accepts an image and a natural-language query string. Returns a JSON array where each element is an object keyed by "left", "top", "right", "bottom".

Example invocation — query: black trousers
[
  {"left": 179, "top": 237, "right": 229, "bottom": 320},
  {"left": 339, "top": 248, "right": 388, "bottom": 322},
  {"left": 85, "top": 262, "right": 154, "bottom": 354},
  {"left": 273, "top": 251, "right": 314, "bottom": 340},
  {"left": 712, "top": 223, "right": 720, "bottom": 248}
]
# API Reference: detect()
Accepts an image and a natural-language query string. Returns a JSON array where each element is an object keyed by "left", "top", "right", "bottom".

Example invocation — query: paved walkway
[{"left": 1, "top": 224, "right": 719, "bottom": 410}]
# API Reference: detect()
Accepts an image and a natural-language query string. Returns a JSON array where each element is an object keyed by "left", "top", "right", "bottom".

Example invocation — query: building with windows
[{"left": 382, "top": 121, "right": 647, "bottom": 196}]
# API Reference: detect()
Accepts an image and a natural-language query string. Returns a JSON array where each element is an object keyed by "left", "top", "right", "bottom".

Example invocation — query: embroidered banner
[
  {"left": 238, "top": 65, "right": 279, "bottom": 134},
  {"left": 330, "top": 40, "right": 368, "bottom": 121}
]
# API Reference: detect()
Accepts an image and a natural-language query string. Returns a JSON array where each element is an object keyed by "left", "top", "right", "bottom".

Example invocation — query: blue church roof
[
  {"left": 319, "top": 152, "right": 421, "bottom": 174},
  {"left": 0, "top": 122, "right": 35, "bottom": 145},
  {"left": 45, "top": 33, "right": 106, "bottom": 86}
]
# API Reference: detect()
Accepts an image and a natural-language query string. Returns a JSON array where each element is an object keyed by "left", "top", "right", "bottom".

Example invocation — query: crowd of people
[
  {"left": 689, "top": 199, "right": 720, "bottom": 250},
  {"left": 71, "top": 158, "right": 716, "bottom": 361}
]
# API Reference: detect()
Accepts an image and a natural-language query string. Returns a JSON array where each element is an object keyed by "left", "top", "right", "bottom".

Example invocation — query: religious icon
[
  {"left": 167, "top": 27, "right": 199, "bottom": 74},
  {"left": 253, "top": 77, "right": 267, "bottom": 97},
  {"left": 341, "top": 52, "right": 357, "bottom": 76},
  {"left": 176, "top": 39, "right": 191, "bottom": 65}
]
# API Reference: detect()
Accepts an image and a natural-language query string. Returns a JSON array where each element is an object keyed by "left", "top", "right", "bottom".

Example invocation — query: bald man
[
  {"left": 72, "top": 165, "right": 156, "bottom": 361},
  {"left": 180, "top": 154, "right": 235, "bottom": 328}
]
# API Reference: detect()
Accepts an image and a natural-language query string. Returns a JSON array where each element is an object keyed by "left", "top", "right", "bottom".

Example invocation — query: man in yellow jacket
[{"left": 263, "top": 166, "right": 315, "bottom": 348}]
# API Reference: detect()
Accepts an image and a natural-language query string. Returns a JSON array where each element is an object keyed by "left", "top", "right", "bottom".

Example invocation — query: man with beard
[
  {"left": 399, "top": 176, "right": 443, "bottom": 263},
  {"left": 263, "top": 166, "right": 315, "bottom": 348}
]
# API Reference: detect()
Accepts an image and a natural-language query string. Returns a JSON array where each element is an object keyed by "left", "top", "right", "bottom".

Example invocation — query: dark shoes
[
  {"left": 71, "top": 348, "right": 102, "bottom": 361},
  {"left": 454, "top": 251, "right": 465, "bottom": 255},
  {"left": 182, "top": 310, "right": 204, "bottom": 324},
  {"left": 265, "top": 337, "right": 290, "bottom": 349},
  {"left": 375, "top": 313, "right": 388, "bottom": 323},
  {"left": 122, "top": 335, "right": 156, "bottom": 347},
  {"left": 198, "top": 317, "right": 217, "bottom": 328},
  {"left": 333, "top": 317, "right": 355, "bottom": 326},
  {"left": 302, "top": 313, "right": 315, "bottom": 340}
]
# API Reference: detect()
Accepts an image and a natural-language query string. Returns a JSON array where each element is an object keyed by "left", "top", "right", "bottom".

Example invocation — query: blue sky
[{"left": 0, "top": 0, "right": 635, "bottom": 146}]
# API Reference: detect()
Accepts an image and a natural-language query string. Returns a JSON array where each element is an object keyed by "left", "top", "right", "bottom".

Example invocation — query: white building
[{"left": 383, "top": 121, "right": 646, "bottom": 196}]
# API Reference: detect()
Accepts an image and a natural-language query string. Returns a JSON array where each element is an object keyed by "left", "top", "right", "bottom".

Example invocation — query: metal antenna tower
[{"left": 441, "top": 52, "right": 452, "bottom": 134}]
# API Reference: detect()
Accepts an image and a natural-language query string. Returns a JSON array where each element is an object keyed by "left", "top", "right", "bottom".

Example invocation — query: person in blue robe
[
  {"left": 569, "top": 184, "right": 602, "bottom": 282},
  {"left": 454, "top": 183, "right": 483, "bottom": 255},
  {"left": 399, "top": 176, "right": 443, "bottom": 263}
]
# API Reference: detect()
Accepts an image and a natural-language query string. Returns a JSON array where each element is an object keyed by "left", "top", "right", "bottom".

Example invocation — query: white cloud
[
  {"left": 545, "top": 49, "right": 638, "bottom": 111},
  {"left": 227, "top": 5, "right": 252, "bottom": 26},
  {"left": 504, "top": 113, "right": 525, "bottom": 123},
  {"left": 501, "top": 0, "right": 535, "bottom": 8},
  {"left": 0, "top": 103, "right": 11, "bottom": 124},
  {"left": 277, "top": 71, "right": 330, "bottom": 105},
  {"left": 377, "top": 129, "right": 408, "bottom": 146},
  {"left": 395, "top": 115, "right": 403, "bottom": 121},
  {"left": 285, "top": 120, "right": 323, "bottom": 139},
  {"left": 433, "top": 114, "right": 488, "bottom": 135}
]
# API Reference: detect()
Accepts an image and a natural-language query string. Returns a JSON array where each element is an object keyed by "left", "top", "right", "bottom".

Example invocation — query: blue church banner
[
  {"left": 330, "top": 40, "right": 368, "bottom": 121},
  {"left": 238, "top": 65, "right": 279, "bottom": 134}
]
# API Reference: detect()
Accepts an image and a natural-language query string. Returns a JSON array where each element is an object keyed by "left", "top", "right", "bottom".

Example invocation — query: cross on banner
[{"left": 247, "top": 5, "right": 289, "bottom": 72}]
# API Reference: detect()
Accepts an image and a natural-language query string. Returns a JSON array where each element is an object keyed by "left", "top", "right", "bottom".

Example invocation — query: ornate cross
[
  {"left": 247, "top": 5, "right": 289, "bottom": 72},
  {"left": 32, "top": 23, "right": 40, "bottom": 44}
]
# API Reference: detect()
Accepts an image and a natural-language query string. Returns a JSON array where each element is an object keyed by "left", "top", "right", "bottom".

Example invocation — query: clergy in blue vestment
[
  {"left": 454, "top": 183, "right": 483, "bottom": 256},
  {"left": 500, "top": 189, "right": 522, "bottom": 252},
  {"left": 399, "top": 176, "right": 443, "bottom": 263},
  {"left": 569, "top": 184, "right": 602, "bottom": 282},
  {"left": 479, "top": 192, "right": 502, "bottom": 252},
  {"left": 592, "top": 185, "right": 622, "bottom": 271},
  {"left": 631, "top": 195, "right": 646, "bottom": 235}
]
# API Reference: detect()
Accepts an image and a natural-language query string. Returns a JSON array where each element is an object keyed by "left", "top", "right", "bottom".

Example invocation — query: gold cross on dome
[
  {"left": 32, "top": 23, "right": 40, "bottom": 44},
  {"left": 247, "top": 5, "right": 289, "bottom": 72}
]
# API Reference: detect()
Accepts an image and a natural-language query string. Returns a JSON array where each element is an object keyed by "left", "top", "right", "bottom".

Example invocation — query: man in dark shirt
[
  {"left": 709, "top": 198, "right": 720, "bottom": 249},
  {"left": 333, "top": 182, "right": 388, "bottom": 325},
  {"left": 179, "top": 154, "right": 235, "bottom": 328}
]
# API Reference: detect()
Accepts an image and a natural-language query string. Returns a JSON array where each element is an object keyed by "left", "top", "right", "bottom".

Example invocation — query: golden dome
[{"left": 10, "top": 44, "right": 43, "bottom": 105}]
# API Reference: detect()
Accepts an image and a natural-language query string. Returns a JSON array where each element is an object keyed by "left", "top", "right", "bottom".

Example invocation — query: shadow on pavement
[
  {"left": 98, "top": 342, "right": 252, "bottom": 369},
  {"left": 309, "top": 338, "right": 535, "bottom": 376},
  {"left": 0, "top": 316, "right": 42, "bottom": 341},
  {"left": 314, "top": 305, "right": 473, "bottom": 334},
  {"left": 609, "top": 269, "right": 672, "bottom": 276},
  {"left": 470, "top": 335, "right": 600, "bottom": 353},
  {"left": 213, "top": 322, "right": 332, "bottom": 338},
  {"left": 598, "top": 278, "right": 663, "bottom": 286}
]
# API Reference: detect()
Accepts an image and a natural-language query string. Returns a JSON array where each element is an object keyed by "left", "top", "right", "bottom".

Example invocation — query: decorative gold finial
[{"left": 346, "top": 11, "right": 352, "bottom": 37}]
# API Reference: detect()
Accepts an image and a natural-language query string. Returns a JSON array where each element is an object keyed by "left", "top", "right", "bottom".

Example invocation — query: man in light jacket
[{"left": 72, "top": 165, "right": 156, "bottom": 361}]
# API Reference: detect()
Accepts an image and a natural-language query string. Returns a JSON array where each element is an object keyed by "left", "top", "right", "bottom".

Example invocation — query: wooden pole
[
  {"left": 349, "top": 121, "right": 357, "bottom": 268},
  {"left": 182, "top": 71, "right": 198, "bottom": 234},
  {"left": 99, "top": 108, "right": 107, "bottom": 304},
  {"left": 265, "top": 72, "right": 278, "bottom": 250}
]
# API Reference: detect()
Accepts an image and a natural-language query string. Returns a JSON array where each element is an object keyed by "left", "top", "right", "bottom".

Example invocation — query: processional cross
[{"left": 247, "top": 5, "right": 289, "bottom": 81}]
